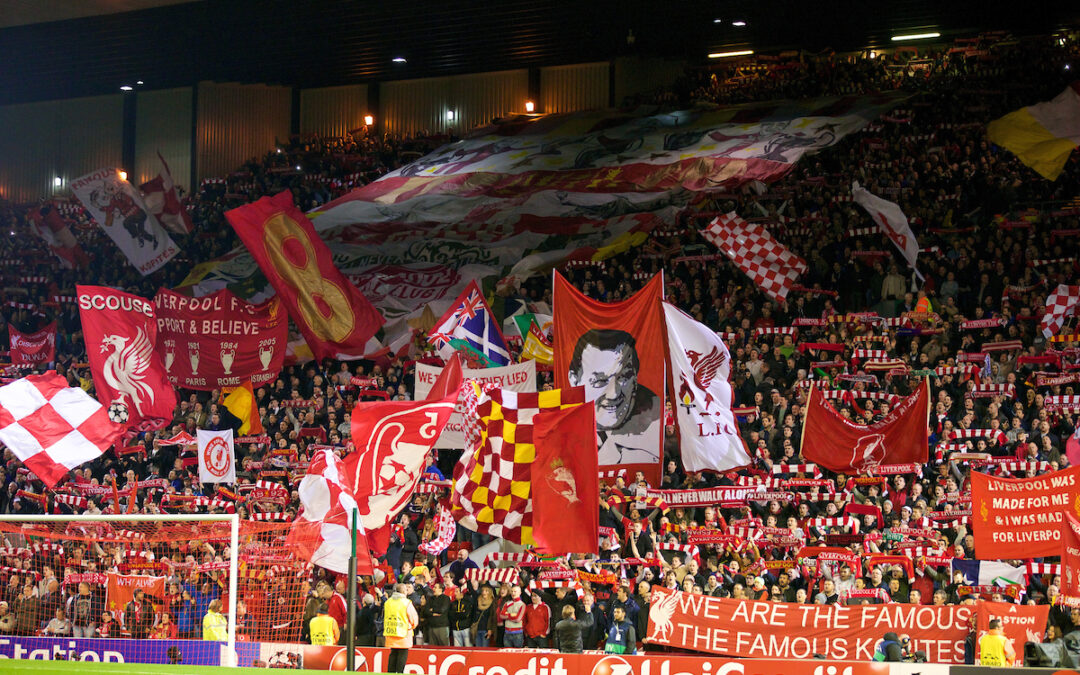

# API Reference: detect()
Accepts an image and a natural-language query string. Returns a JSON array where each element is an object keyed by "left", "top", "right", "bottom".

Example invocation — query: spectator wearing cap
[{"left": 523, "top": 591, "right": 550, "bottom": 648}]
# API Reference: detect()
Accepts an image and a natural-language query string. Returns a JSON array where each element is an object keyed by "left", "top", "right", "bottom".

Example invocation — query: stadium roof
[{"left": 0, "top": 0, "right": 1076, "bottom": 105}]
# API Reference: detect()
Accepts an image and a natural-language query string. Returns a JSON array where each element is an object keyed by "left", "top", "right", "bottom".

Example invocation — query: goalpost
[{"left": 0, "top": 513, "right": 240, "bottom": 667}]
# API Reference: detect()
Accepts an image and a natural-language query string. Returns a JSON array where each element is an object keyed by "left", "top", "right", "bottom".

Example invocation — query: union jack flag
[{"left": 427, "top": 280, "right": 510, "bottom": 367}]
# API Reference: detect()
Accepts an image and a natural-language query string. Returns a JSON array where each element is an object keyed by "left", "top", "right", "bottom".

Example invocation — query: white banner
[
  {"left": 71, "top": 167, "right": 179, "bottom": 276},
  {"left": 851, "top": 181, "right": 920, "bottom": 277},
  {"left": 663, "top": 302, "right": 752, "bottom": 473},
  {"left": 414, "top": 360, "right": 536, "bottom": 448},
  {"left": 197, "top": 429, "right": 236, "bottom": 484}
]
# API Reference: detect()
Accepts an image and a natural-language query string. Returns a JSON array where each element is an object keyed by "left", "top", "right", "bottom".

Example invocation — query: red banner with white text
[
  {"left": 645, "top": 585, "right": 973, "bottom": 663},
  {"left": 974, "top": 600, "right": 1048, "bottom": 666},
  {"left": 9, "top": 323, "right": 56, "bottom": 366},
  {"left": 225, "top": 190, "right": 384, "bottom": 360},
  {"left": 153, "top": 288, "right": 287, "bottom": 390},
  {"left": 970, "top": 465, "right": 1080, "bottom": 559}
]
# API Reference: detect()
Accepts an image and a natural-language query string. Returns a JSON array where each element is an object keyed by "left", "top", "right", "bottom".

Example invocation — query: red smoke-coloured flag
[
  {"left": 77, "top": 285, "right": 177, "bottom": 431},
  {"left": 27, "top": 203, "right": 87, "bottom": 269},
  {"left": 532, "top": 403, "right": 599, "bottom": 555},
  {"left": 1068, "top": 425, "right": 1080, "bottom": 469},
  {"left": 342, "top": 354, "right": 463, "bottom": 551},
  {"left": 1063, "top": 512, "right": 1080, "bottom": 601},
  {"left": 9, "top": 323, "right": 56, "bottom": 367},
  {"left": 225, "top": 191, "right": 384, "bottom": 361},
  {"left": 800, "top": 379, "right": 929, "bottom": 473},
  {"left": 139, "top": 153, "right": 193, "bottom": 235}
]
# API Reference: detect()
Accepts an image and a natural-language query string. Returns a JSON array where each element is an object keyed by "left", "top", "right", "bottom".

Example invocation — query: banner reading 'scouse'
[
  {"left": 154, "top": 288, "right": 287, "bottom": 390},
  {"left": 645, "top": 585, "right": 972, "bottom": 663},
  {"left": 971, "top": 465, "right": 1080, "bottom": 559},
  {"left": 414, "top": 360, "right": 536, "bottom": 448}
]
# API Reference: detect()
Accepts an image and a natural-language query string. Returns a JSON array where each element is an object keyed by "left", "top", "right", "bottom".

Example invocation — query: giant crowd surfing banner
[
  {"left": 224, "top": 190, "right": 384, "bottom": 361},
  {"left": 70, "top": 167, "right": 179, "bottom": 275},
  {"left": 970, "top": 464, "right": 1080, "bottom": 559},
  {"left": 414, "top": 359, "right": 536, "bottom": 448},
  {"left": 801, "top": 380, "right": 930, "bottom": 473},
  {"left": 77, "top": 285, "right": 177, "bottom": 431},
  {"left": 184, "top": 96, "right": 902, "bottom": 356},
  {"left": 645, "top": 585, "right": 973, "bottom": 663},
  {"left": 553, "top": 272, "right": 665, "bottom": 484},
  {"left": 153, "top": 288, "right": 287, "bottom": 390}
]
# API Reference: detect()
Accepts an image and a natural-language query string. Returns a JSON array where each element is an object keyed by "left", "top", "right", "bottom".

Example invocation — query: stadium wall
[
  {"left": 134, "top": 87, "right": 193, "bottom": 189},
  {"left": 300, "top": 84, "right": 371, "bottom": 139},
  {"left": 194, "top": 82, "right": 293, "bottom": 184},
  {"left": 381, "top": 69, "right": 529, "bottom": 137},
  {"left": 0, "top": 94, "right": 123, "bottom": 203}
]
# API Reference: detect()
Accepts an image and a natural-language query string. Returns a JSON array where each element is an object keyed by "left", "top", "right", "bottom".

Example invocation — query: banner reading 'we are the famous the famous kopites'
[{"left": 645, "top": 585, "right": 972, "bottom": 663}]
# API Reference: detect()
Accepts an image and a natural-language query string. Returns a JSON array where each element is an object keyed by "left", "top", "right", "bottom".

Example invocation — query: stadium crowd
[{"left": 0, "top": 27, "right": 1076, "bottom": 661}]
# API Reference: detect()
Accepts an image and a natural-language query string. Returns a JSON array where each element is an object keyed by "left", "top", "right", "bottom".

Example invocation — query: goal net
[{"left": 0, "top": 514, "right": 309, "bottom": 666}]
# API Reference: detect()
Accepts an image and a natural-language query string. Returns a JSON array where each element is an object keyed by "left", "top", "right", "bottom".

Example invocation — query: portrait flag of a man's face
[{"left": 553, "top": 271, "right": 665, "bottom": 485}]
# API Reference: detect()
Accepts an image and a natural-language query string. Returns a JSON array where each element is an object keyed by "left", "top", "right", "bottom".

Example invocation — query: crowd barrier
[{"left": 1, "top": 637, "right": 1076, "bottom": 673}]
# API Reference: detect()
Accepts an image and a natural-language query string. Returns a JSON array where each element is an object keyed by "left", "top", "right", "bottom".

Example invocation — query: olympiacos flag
[
  {"left": 77, "top": 285, "right": 177, "bottom": 431},
  {"left": 553, "top": 272, "right": 665, "bottom": 485},
  {"left": 224, "top": 190, "right": 384, "bottom": 361},
  {"left": 987, "top": 82, "right": 1080, "bottom": 181},
  {"left": 662, "top": 302, "right": 752, "bottom": 473}
]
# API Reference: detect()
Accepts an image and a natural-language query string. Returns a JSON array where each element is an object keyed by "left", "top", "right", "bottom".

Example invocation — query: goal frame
[{"left": 0, "top": 513, "right": 240, "bottom": 667}]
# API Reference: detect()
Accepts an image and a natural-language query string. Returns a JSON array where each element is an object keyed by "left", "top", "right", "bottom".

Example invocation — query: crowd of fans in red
[{"left": 0, "top": 29, "right": 1076, "bottom": 655}]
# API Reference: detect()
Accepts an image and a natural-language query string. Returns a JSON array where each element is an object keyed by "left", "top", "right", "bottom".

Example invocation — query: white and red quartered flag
[
  {"left": 139, "top": 152, "right": 193, "bottom": 235},
  {"left": 1039, "top": 284, "right": 1080, "bottom": 338},
  {"left": 286, "top": 448, "right": 373, "bottom": 576},
  {"left": 418, "top": 506, "right": 456, "bottom": 556},
  {"left": 0, "top": 372, "right": 123, "bottom": 488},
  {"left": 701, "top": 212, "right": 807, "bottom": 302}
]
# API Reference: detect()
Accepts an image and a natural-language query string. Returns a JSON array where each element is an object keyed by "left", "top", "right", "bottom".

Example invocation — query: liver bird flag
[
  {"left": 663, "top": 302, "right": 751, "bottom": 473},
  {"left": 77, "top": 285, "right": 176, "bottom": 432}
]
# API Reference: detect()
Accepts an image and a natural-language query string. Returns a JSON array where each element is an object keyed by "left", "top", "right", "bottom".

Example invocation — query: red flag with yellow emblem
[{"left": 225, "top": 191, "right": 383, "bottom": 360}]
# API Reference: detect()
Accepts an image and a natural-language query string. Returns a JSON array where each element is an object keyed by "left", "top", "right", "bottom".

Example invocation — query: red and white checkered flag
[
  {"left": 1040, "top": 284, "right": 1080, "bottom": 338},
  {"left": 0, "top": 372, "right": 123, "bottom": 488},
  {"left": 701, "top": 212, "right": 808, "bottom": 302}
]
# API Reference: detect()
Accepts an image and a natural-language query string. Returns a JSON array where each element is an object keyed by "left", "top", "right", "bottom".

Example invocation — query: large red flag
[
  {"left": 9, "top": 322, "right": 56, "bottom": 367},
  {"left": 553, "top": 272, "right": 665, "bottom": 485},
  {"left": 77, "top": 285, "right": 176, "bottom": 432},
  {"left": 343, "top": 355, "right": 463, "bottom": 543},
  {"left": 970, "top": 465, "right": 1080, "bottom": 560},
  {"left": 800, "top": 379, "right": 929, "bottom": 473},
  {"left": 1063, "top": 512, "right": 1080, "bottom": 601},
  {"left": 532, "top": 402, "right": 599, "bottom": 555},
  {"left": 225, "top": 191, "right": 384, "bottom": 360}
]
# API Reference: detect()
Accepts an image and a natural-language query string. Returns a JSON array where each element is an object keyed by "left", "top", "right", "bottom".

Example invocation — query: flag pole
[{"left": 347, "top": 507, "right": 358, "bottom": 672}]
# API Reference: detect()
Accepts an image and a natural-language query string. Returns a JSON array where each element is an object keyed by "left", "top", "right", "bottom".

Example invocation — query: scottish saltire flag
[
  {"left": 428, "top": 280, "right": 510, "bottom": 367},
  {"left": 951, "top": 559, "right": 1025, "bottom": 587}
]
